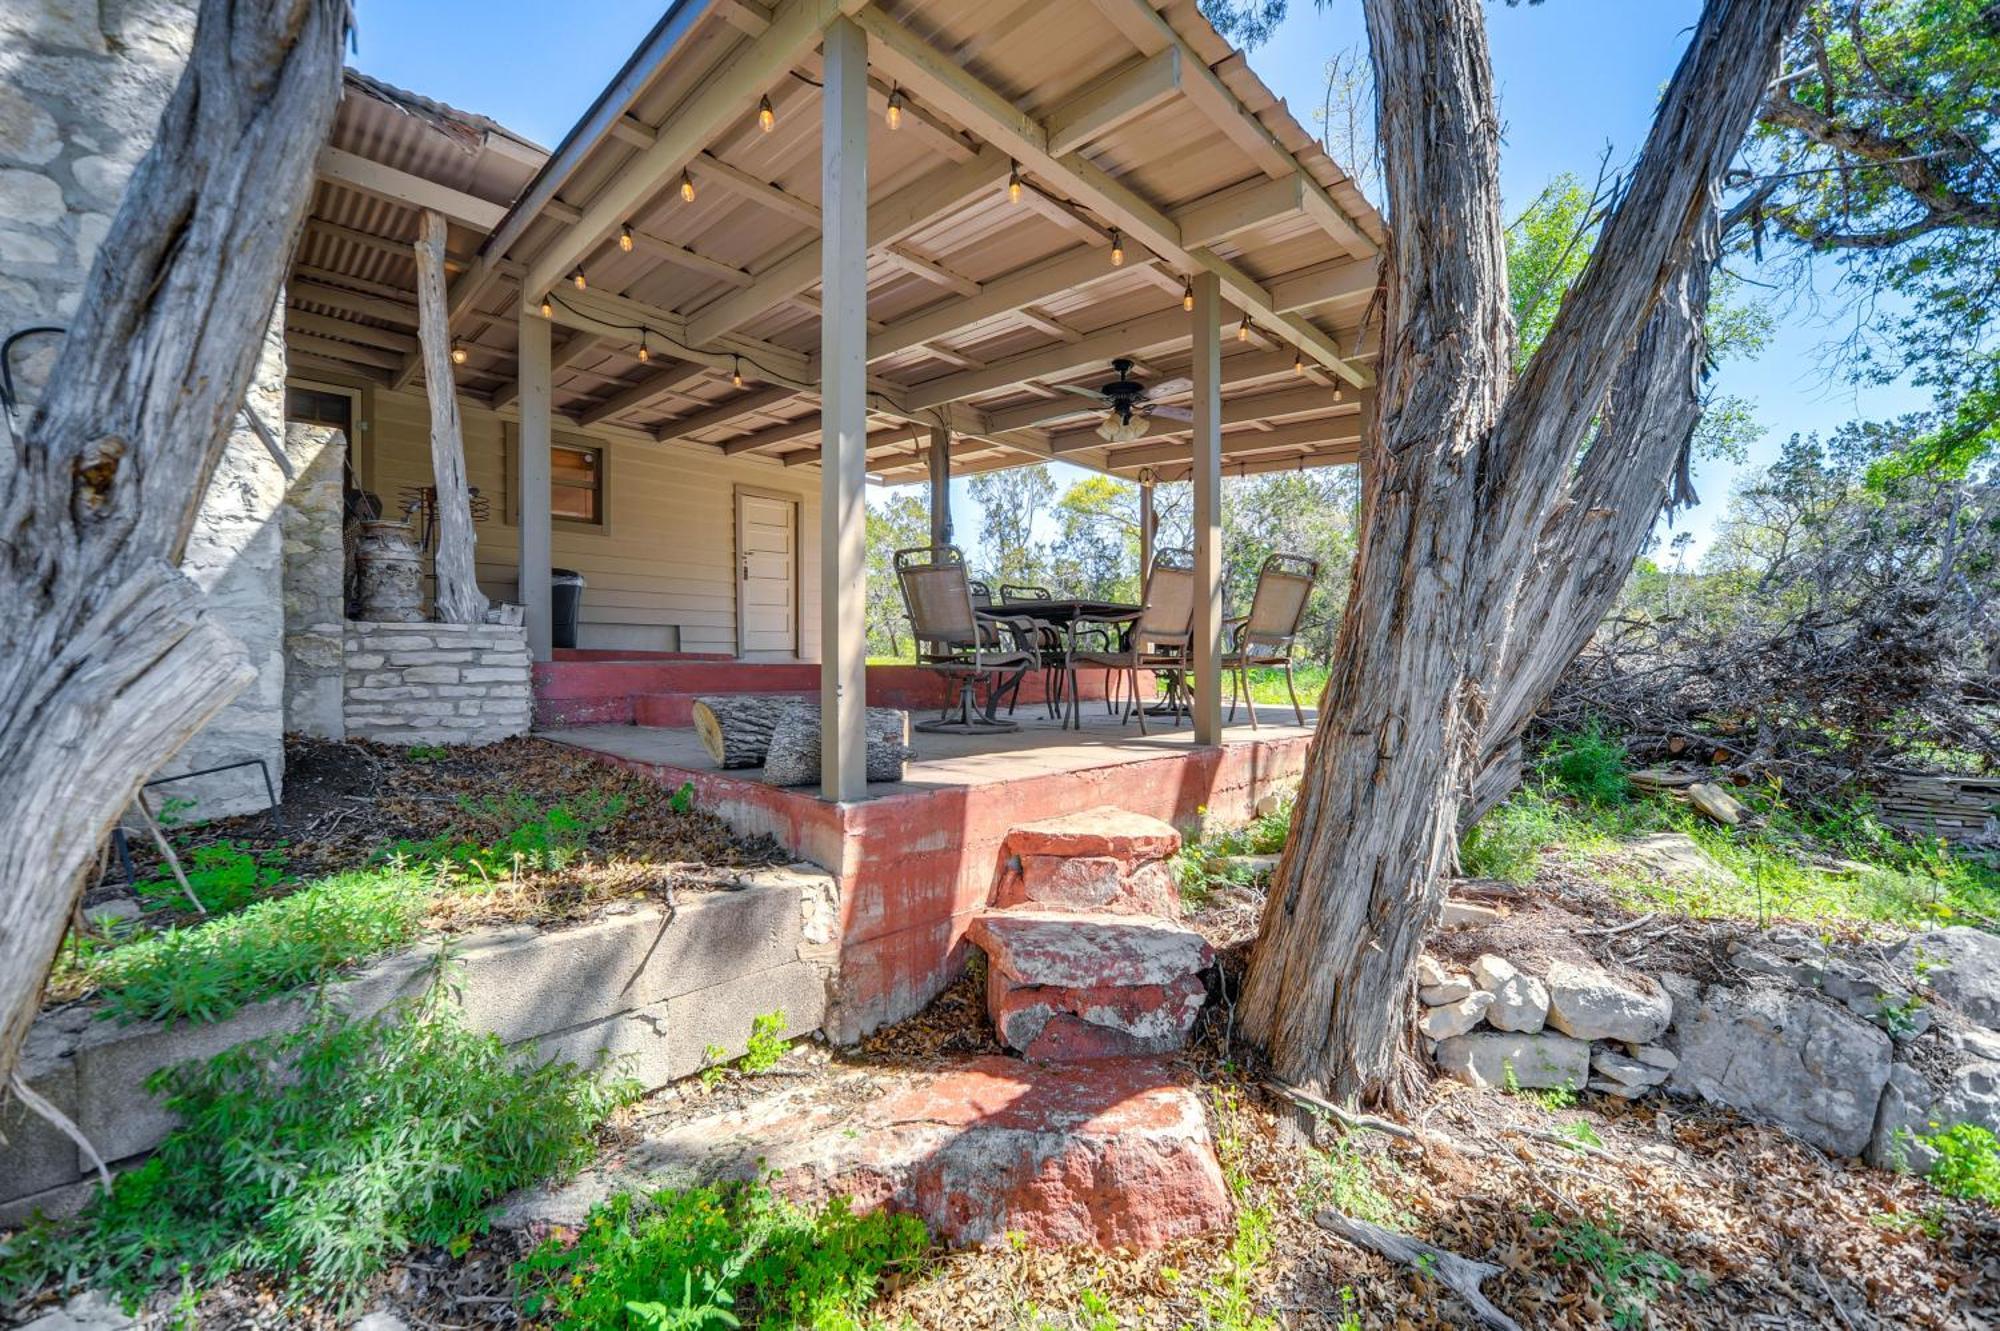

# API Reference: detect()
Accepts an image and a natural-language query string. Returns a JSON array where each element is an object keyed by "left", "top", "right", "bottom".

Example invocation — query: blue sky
[{"left": 350, "top": 0, "right": 1927, "bottom": 554}]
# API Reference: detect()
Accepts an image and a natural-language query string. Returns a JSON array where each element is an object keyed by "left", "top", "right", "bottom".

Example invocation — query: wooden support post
[
  {"left": 928, "top": 424, "right": 952, "bottom": 548},
  {"left": 517, "top": 307, "right": 554, "bottom": 659},
  {"left": 1191, "top": 271, "right": 1223, "bottom": 744},
  {"left": 414, "top": 210, "right": 486, "bottom": 624},
  {"left": 820, "top": 15, "right": 869, "bottom": 802},
  {"left": 1138, "top": 477, "right": 1155, "bottom": 586}
]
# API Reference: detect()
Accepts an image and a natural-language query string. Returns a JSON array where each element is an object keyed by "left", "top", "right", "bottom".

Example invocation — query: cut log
[
  {"left": 691, "top": 695, "right": 800, "bottom": 768},
  {"left": 763, "top": 702, "right": 913, "bottom": 786},
  {"left": 1685, "top": 781, "right": 1746, "bottom": 826}
]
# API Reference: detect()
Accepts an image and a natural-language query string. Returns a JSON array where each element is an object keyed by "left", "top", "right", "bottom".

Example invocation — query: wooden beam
[
  {"left": 315, "top": 146, "right": 506, "bottom": 231},
  {"left": 626, "top": 226, "right": 756, "bottom": 287},
  {"left": 655, "top": 384, "right": 798, "bottom": 442},
  {"left": 290, "top": 277, "right": 417, "bottom": 327},
  {"left": 1171, "top": 174, "right": 1302, "bottom": 247},
  {"left": 687, "top": 146, "right": 1009, "bottom": 347},
  {"left": 1013, "top": 181, "right": 1115, "bottom": 246},
  {"left": 1268, "top": 257, "right": 1378, "bottom": 314},
  {"left": 1103, "top": 415, "right": 1362, "bottom": 469},
  {"left": 414, "top": 210, "right": 485, "bottom": 624},
  {"left": 867, "top": 243, "right": 1136, "bottom": 361},
  {"left": 902, "top": 307, "right": 1187, "bottom": 410},
  {"left": 1143, "top": 439, "right": 1362, "bottom": 481},
  {"left": 1048, "top": 383, "right": 1360, "bottom": 450},
  {"left": 881, "top": 244, "right": 979, "bottom": 297},
  {"left": 719, "top": 416, "right": 820, "bottom": 454},
  {"left": 305, "top": 219, "right": 472, "bottom": 271},
  {"left": 577, "top": 360, "right": 711, "bottom": 428},
  {"left": 1046, "top": 47, "right": 1181, "bottom": 157},
  {"left": 980, "top": 347, "right": 1303, "bottom": 433},
  {"left": 852, "top": 4, "right": 1372, "bottom": 388},
  {"left": 1013, "top": 307, "right": 1081, "bottom": 342},
  {"left": 284, "top": 308, "right": 419, "bottom": 354},
  {"left": 518, "top": 309, "right": 554, "bottom": 658},
  {"left": 489, "top": 331, "right": 603, "bottom": 410},
  {"left": 689, "top": 150, "right": 822, "bottom": 228},
  {"left": 521, "top": 0, "right": 841, "bottom": 307},
  {"left": 553, "top": 283, "right": 815, "bottom": 384},
  {"left": 286, "top": 330, "right": 402, "bottom": 370},
  {"left": 867, "top": 77, "right": 976, "bottom": 161}
]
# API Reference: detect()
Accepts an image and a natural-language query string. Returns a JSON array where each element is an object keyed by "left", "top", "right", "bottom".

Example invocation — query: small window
[
  {"left": 551, "top": 444, "right": 603, "bottom": 524},
  {"left": 285, "top": 386, "right": 352, "bottom": 431}
]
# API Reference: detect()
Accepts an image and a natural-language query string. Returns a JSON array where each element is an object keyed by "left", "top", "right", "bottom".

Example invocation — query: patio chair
[
  {"left": 996, "top": 584, "right": 1068, "bottom": 718},
  {"left": 894, "top": 546, "right": 1044, "bottom": 734},
  {"left": 1062, "top": 548, "right": 1195, "bottom": 735},
  {"left": 1225, "top": 551, "right": 1320, "bottom": 728}
]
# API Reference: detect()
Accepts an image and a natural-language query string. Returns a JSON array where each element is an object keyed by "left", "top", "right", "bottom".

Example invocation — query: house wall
[
  {"left": 356, "top": 385, "right": 827, "bottom": 659},
  {"left": 3, "top": 0, "right": 290, "bottom": 817}
]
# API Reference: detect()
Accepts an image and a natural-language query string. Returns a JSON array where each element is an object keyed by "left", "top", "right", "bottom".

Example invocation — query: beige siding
[{"left": 363, "top": 387, "right": 823, "bottom": 658}]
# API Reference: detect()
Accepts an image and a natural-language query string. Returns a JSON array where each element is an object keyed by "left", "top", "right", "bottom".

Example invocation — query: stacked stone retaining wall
[{"left": 344, "top": 621, "right": 533, "bottom": 745}]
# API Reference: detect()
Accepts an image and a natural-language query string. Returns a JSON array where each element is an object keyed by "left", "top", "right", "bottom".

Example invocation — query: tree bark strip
[
  {"left": 413, "top": 209, "right": 485, "bottom": 625},
  {"left": 1241, "top": 0, "right": 1804, "bottom": 1104},
  {"left": 0, "top": 0, "right": 347, "bottom": 1096}
]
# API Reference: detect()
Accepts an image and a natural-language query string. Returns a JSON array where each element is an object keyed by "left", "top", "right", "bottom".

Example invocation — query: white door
[{"left": 736, "top": 492, "right": 798, "bottom": 660}]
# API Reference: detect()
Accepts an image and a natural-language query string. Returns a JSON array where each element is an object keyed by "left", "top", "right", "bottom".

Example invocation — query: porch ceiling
[{"left": 287, "top": 0, "right": 1383, "bottom": 484}]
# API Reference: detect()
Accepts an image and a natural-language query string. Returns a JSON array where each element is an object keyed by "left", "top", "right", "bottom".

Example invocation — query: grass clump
[
  {"left": 0, "top": 974, "right": 635, "bottom": 1313},
  {"left": 134, "top": 839, "right": 289, "bottom": 915},
  {"left": 1173, "top": 795, "right": 1295, "bottom": 908},
  {"left": 515, "top": 1181, "right": 928, "bottom": 1330},
  {"left": 85, "top": 866, "right": 436, "bottom": 1027},
  {"left": 388, "top": 792, "right": 630, "bottom": 880},
  {"left": 1536, "top": 721, "right": 1631, "bottom": 806}
]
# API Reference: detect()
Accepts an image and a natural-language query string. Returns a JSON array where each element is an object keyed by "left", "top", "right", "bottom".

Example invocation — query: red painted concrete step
[
  {"left": 633, "top": 688, "right": 816, "bottom": 728},
  {"left": 970, "top": 909, "right": 1212, "bottom": 988},
  {"left": 1003, "top": 807, "right": 1184, "bottom": 863},
  {"left": 988, "top": 967, "right": 1208, "bottom": 1059}
]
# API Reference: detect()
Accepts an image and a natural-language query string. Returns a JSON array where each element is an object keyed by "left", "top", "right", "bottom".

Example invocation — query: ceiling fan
[{"left": 1048, "top": 358, "right": 1193, "bottom": 443}]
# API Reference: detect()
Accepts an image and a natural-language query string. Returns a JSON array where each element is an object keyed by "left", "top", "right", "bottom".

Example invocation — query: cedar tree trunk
[
  {"left": 1241, "top": 0, "right": 1803, "bottom": 1103},
  {"left": 413, "top": 208, "right": 486, "bottom": 624},
  {"left": 0, "top": 0, "right": 346, "bottom": 1095}
]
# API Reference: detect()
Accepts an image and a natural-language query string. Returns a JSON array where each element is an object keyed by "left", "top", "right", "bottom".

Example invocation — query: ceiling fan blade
[
  {"left": 1147, "top": 404, "right": 1193, "bottom": 423},
  {"left": 1139, "top": 376, "right": 1192, "bottom": 402}
]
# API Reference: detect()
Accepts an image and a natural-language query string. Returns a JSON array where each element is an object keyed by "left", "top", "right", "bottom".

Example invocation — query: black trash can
[{"left": 551, "top": 568, "right": 584, "bottom": 650}]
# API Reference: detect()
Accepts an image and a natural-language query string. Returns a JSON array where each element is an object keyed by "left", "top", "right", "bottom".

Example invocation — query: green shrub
[
  {"left": 1459, "top": 788, "right": 1564, "bottom": 883},
  {"left": 89, "top": 867, "right": 435, "bottom": 1026},
  {"left": 134, "top": 840, "right": 288, "bottom": 915},
  {"left": 1537, "top": 1210, "right": 1684, "bottom": 1330},
  {"left": 1924, "top": 1123, "right": 2000, "bottom": 1203},
  {"left": 515, "top": 1181, "right": 928, "bottom": 1330},
  {"left": 1538, "top": 722, "right": 1631, "bottom": 805},
  {"left": 0, "top": 981, "right": 635, "bottom": 1311}
]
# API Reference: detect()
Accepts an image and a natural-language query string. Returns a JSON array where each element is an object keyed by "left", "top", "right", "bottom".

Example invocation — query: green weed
[
  {"left": 1501, "top": 1061, "right": 1578, "bottom": 1112},
  {"left": 1537, "top": 722, "right": 1631, "bottom": 805},
  {"left": 1537, "top": 1211, "right": 1684, "bottom": 1330},
  {"left": 0, "top": 973, "right": 634, "bottom": 1312},
  {"left": 514, "top": 1181, "right": 928, "bottom": 1331},
  {"left": 1459, "top": 789, "right": 1565, "bottom": 883},
  {"left": 86, "top": 866, "right": 434, "bottom": 1026},
  {"left": 1171, "top": 795, "right": 1295, "bottom": 908},
  {"left": 1302, "top": 1139, "right": 1410, "bottom": 1231},
  {"left": 741, "top": 1011, "right": 791, "bottom": 1073},
  {"left": 1924, "top": 1123, "right": 2000, "bottom": 1204},
  {"left": 135, "top": 840, "right": 288, "bottom": 915},
  {"left": 405, "top": 744, "right": 451, "bottom": 763}
]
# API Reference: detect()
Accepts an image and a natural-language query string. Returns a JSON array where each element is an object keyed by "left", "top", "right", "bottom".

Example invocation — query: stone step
[
  {"left": 997, "top": 853, "right": 1180, "bottom": 917},
  {"left": 969, "top": 909, "right": 1213, "bottom": 989},
  {"left": 988, "top": 968, "right": 1207, "bottom": 1060},
  {"left": 494, "top": 1057, "right": 1231, "bottom": 1251},
  {"left": 1003, "top": 808, "right": 1181, "bottom": 864}
]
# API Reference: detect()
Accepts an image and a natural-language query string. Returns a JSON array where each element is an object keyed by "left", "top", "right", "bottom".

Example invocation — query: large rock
[
  {"left": 1419, "top": 991, "right": 1494, "bottom": 1040},
  {"left": 969, "top": 910, "right": 1212, "bottom": 988},
  {"left": 1622, "top": 831, "right": 1731, "bottom": 884},
  {"left": 1544, "top": 960, "right": 1672, "bottom": 1043},
  {"left": 1895, "top": 927, "right": 2000, "bottom": 1030},
  {"left": 495, "top": 1058, "right": 1231, "bottom": 1251},
  {"left": 1668, "top": 982, "right": 1893, "bottom": 1157},
  {"left": 1434, "top": 1031, "right": 1591, "bottom": 1091},
  {"left": 1002, "top": 854, "right": 1179, "bottom": 917},
  {"left": 1472, "top": 955, "right": 1549, "bottom": 1033},
  {"left": 1004, "top": 808, "right": 1181, "bottom": 863},
  {"left": 987, "top": 968, "right": 1206, "bottom": 1059},
  {"left": 1868, "top": 1059, "right": 2000, "bottom": 1175}
]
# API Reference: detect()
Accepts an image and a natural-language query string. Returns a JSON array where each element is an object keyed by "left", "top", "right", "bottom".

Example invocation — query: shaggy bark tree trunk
[
  {"left": 413, "top": 209, "right": 486, "bottom": 625},
  {"left": 0, "top": 0, "right": 346, "bottom": 1096},
  {"left": 1241, "top": 0, "right": 1803, "bottom": 1104}
]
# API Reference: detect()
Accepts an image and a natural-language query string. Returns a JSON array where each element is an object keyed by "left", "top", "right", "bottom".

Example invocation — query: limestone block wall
[
  {"left": 344, "top": 621, "right": 533, "bottom": 746},
  {"left": 0, "top": 866, "right": 841, "bottom": 1222},
  {"left": 283, "top": 423, "right": 347, "bottom": 738}
]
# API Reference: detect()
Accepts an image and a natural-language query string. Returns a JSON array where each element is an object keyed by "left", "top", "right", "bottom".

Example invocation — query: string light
[
  {"left": 886, "top": 88, "right": 904, "bottom": 130},
  {"left": 731, "top": 355, "right": 744, "bottom": 389},
  {"left": 1007, "top": 162, "right": 1022, "bottom": 204},
  {"left": 1333, "top": 382, "right": 1343, "bottom": 402},
  {"left": 449, "top": 339, "right": 468, "bottom": 366},
  {"left": 539, "top": 294, "right": 553, "bottom": 318},
  {"left": 636, "top": 332, "right": 650, "bottom": 363},
  {"left": 571, "top": 268, "right": 587, "bottom": 291},
  {"left": 619, "top": 223, "right": 634, "bottom": 253},
  {"left": 1236, "top": 314, "right": 1251, "bottom": 343},
  {"left": 1181, "top": 280, "right": 1194, "bottom": 313},
  {"left": 1109, "top": 230, "right": 1124, "bottom": 266},
  {"left": 1292, "top": 351, "right": 1306, "bottom": 375},
  {"left": 680, "top": 169, "right": 696, "bottom": 203},
  {"left": 758, "top": 95, "right": 775, "bottom": 133}
]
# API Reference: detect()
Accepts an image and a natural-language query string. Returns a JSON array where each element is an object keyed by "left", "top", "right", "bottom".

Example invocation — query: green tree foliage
[
  {"left": 1744, "top": 0, "right": 2000, "bottom": 460},
  {"left": 967, "top": 463, "right": 1057, "bottom": 586},
  {"left": 863, "top": 491, "right": 930, "bottom": 657},
  {"left": 1221, "top": 469, "right": 1359, "bottom": 661}
]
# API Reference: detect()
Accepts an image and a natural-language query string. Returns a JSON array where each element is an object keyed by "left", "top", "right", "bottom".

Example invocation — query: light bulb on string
[
  {"left": 1110, "top": 231, "right": 1124, "bottom": 266},
  {"left": 636, "top": 333, "right": 650, "bottom": 364},
  {"left": 539, "top": 294, "right": 553, "bottom": 318},
  {"left": 886, "top": 88, "right": 904, "bottom": 130},
  {"left": 1293, "top": 352, "right": 1306, "bottom": 375},
  {"left": 1181, "top": 280, "right": 1194, "bottom": 313},
  {"left": 619, "top": 223, "right": 634, "bottom": 253},
  {"left": 731, "top": 356, "right": 744, "bottom": 389},
  {"left": 1007, "top": 163, "right": 1022, "bottom": 204},
  {"left": 1237, "top": 314, "right": 1251, "bottom": 343},
  {"left": 572, "top": 268, "right": 587, "bottom": 291},
  {"left": 758, "top": 95, "right": 775, "bottom": 133},
  {"left": 449, "top": 339, "right": 468, "bottom": 366},
  {"left": 680, "top": 170, "right": 696, "bottom": 203}
]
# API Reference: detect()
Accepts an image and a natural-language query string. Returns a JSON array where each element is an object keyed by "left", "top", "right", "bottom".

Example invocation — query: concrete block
[
  {"left": 663, "top": 962, "right": 828, "bottom": 1080},
  {"left": 74, "top": 994, "right": 312, "bottom": 1161},
  {"left": 0, "top": 1176, "right": 99, "bottom": 1229},
  {"left": 0, "top": 1055, "right": 79, "bottom": 1200},
  {"left": 525, "top": 1002, "right": 676, "bottom": 1091},
  {"left": 627, "top": 882, "right": 807, "bottom": 1008},
  {"left": 452, "top": 911, "right": 665, "bottom": 1044}
]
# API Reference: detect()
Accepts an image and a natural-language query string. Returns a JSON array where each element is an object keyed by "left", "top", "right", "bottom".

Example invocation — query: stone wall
[
  {"left": 283, "top": 423, "right": 347, "bottom": 738},
  {"left": 1, "top": 866, "right": 841, "bottom": 1222},
  {"left": 344, "top": 621, "right": 533, "bottom": 746},
  {"left": 4, "top": 0, "right": 293, "bottom": 817}
]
